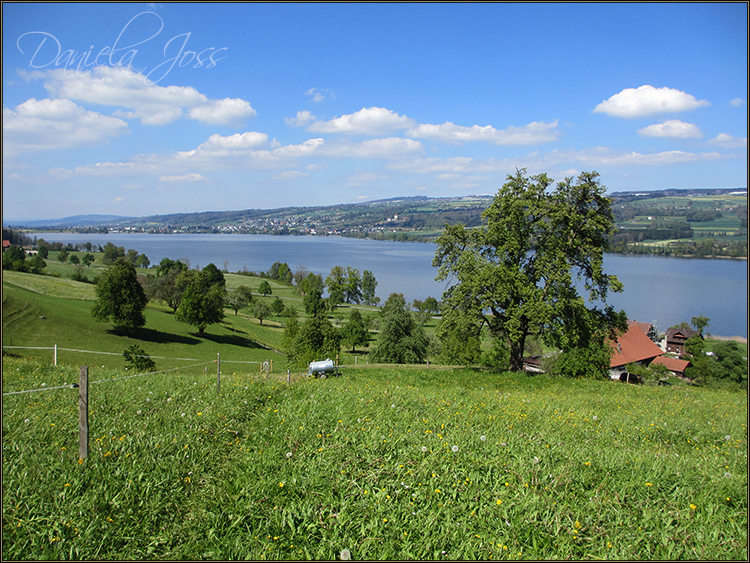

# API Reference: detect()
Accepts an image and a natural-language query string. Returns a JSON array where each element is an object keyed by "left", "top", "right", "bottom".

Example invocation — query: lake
[{"left": 36, "top": 233, "right": 748, "bottom": 338}]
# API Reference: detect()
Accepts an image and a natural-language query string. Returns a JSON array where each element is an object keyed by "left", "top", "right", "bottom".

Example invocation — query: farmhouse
[
  {"left": 665, "top": 326, "right": 702, "bottom": 356},
  {"left": 651, "top": 355, "right": 691, "bottom": 380},
  {"left": 609, "top": 320, "right": 665, "bottom": 380}
]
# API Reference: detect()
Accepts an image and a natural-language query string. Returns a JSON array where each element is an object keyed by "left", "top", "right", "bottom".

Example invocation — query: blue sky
[{"left": 3, "top": 2, "right": 747, "bottom": 221}]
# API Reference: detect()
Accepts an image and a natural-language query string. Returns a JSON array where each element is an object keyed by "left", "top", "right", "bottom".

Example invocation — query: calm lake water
[{"left": 38, "top": 233, "right": 748, "bottom": 337}]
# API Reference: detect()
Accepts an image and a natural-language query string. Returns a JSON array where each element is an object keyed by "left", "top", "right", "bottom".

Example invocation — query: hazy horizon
[{"left": 3, "top": 3, "right": 747, "bottom": 221}]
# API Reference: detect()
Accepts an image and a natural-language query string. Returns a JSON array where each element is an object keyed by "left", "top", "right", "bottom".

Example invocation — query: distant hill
[
  {"left": 5, "top": 214, "right": 132, "bottom": 228},
  {"left": 6, "top": 189, "right": 745, "bottom": 245}
]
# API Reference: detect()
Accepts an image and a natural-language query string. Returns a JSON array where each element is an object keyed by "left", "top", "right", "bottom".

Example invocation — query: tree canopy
[
  {"left": 91, "top": 258, "right": 148, "bottom": 334},
  {"left": 433, "top": 169, "right": 626, "bottom": 372},
  {"left": 286, "top": 314, "right": 341, "bottom": 368},
  {"left": 341, "top": 308, "right": 370, "bottom": 353},
  {"left": 370, "top": 293, "right": 429, "bottom": 364},
  {"left": 175, "top": 267, "right": 225, "bottom": 336}
]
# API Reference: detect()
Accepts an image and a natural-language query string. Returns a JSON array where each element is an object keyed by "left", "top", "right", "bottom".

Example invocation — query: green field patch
[
  {"left": 3, "top": 270, "right": 97, "bottom": 301},
  {"left": 3, "top": 280, "right": 284, "bottom": 371},
  {"left": 2, "top": 361, "right": 746, "bottom": 560}
]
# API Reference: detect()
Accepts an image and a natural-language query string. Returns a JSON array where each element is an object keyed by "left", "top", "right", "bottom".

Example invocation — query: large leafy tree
[
  {"left": 370, "top": 293, "right": 429, "bottom": 364},
  {"left": 225, "top": 285, "right": 253, "bottom": 315},
  {"left": 341, "top": 308, "right": 369, "bottom": 353},
  {"left": 300, "top": 273, "right": 326, "bottom": 316},
  {"left": 2, "top": 244, "right": 27, "bottom": 272},
  {"left": 287, "top": 314, "right": 341, "bottom": 368},
  {"left": 344, "top": 267, "right": 362, "bottom": 304},
  {"left": 91, "top": 258, "right": 148, "bottom": 334},
  {"left": 325, "top": 266, "right": 346, "bottom": 308},
  {"left": 175, "top": 267, "right": 225, "bottom": 336},
  {"left": 361, "top": 269, "right": 378, "bottom": 305},
  {"left": 433, "top": 169, "right": 627, "bottom": 372},
  {"left": 146, "top": 258, "right": 188, "bottom": 312}
]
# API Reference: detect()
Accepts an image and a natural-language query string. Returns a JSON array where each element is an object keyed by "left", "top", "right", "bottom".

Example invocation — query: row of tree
[
  {"left": 91, "top": 256, "right": 320, "bottom": 337},
  {"left": 282, "top": 292, "right": 430, "bottom": 369}
]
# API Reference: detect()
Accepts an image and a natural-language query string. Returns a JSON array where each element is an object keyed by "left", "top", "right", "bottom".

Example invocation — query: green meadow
[
  {"left": 2, "top": 359, "right": 747, "bottom": 560},
  {"left": 2, "top": 266, "right": 748, "bottom": 560}
]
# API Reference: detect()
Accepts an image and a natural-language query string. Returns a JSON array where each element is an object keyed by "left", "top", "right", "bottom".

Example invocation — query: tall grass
[{"left": 3, "top": 358, "right": 746, "bottom": 560}]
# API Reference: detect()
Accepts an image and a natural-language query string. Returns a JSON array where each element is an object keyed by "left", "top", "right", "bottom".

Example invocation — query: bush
[
  {"left": 122, "top": 344, "right": 156, "bottom": 372},
  {"left": 547, "top": 339, "right": 612, "bottom": 379}
]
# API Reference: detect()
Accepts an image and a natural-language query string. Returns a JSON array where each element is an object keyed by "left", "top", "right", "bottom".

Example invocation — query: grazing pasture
[{"left": 2, "top": 360, "right": 746, "bottom": 560}]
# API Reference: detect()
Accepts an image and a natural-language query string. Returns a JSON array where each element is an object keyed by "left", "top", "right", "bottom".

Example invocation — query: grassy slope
[
  {"left": 3, "top": 272, "right": 285, "bottom": 372},
  {"left": 2, "top": 360, "right": 747, "bottom": 560},
  {"left": 2, "top": 266, "right": 395, "bottom": 372}
]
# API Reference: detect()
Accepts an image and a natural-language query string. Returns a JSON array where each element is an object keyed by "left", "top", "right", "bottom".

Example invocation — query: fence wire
[{"left": 2, "top": 343, "right": 273, "bottom": 395}]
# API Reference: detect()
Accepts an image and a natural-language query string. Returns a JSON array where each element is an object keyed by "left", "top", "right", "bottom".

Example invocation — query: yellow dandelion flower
[
  {"left": 690, "top": 503, "right": 697, "bottom": 510},
  {"left": 496, "top": 499, "right": 502, "bottom": 505},
  {"left": 645, "top": 482, "right": 653, "bottom": 487}
]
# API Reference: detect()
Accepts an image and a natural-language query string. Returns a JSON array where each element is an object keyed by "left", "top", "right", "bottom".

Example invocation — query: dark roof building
[{"left": 665, "top": 327, "right": 702, "bottom": 356}]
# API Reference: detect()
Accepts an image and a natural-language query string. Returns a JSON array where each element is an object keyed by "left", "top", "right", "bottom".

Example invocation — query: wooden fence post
[
  {"left": 78, "top": 366, "right": 89, "bottom": 461},
  {"left": 217, "top": 353, "right": 221, "bottom": 395}
]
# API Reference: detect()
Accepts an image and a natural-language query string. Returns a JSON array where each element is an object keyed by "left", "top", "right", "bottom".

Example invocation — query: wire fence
[{"left": 2, "top": 344, "right": 275, "bottom": 397}]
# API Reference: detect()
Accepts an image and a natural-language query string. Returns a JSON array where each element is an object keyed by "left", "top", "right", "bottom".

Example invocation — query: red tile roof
[
  {"left": 609, "top": 321, "right": 664, "bottom": 368},
  {"left": 630, "top": 321, "right": 653, "bottom": 335},
  {"left": 651, "top": 356, "right": 690, "bottom": 374}
]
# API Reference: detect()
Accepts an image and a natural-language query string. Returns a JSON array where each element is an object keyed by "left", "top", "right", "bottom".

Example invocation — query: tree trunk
[{"left": 509, "top": 335, "right": 526, "bottom": 372}]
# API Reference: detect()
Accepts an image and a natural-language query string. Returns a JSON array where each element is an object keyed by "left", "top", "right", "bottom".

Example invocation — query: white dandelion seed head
[
  {"left": 340, "top": 548, "right": 351, "bottom": 560},
  {"left": 533, "top": 456, "right": 540, "bottom": 464},
  {"left": 725, "top": 435, "right": 731, "bottom": 441},
  {"left": 452, "top": 445, "right": 459, "bottom": 453},
  {"left": 724, "top": 472, "right": 732, "bottom": 478},
  {"left": 136, "top": 410, "right": 142, "bottom": 415},
  {"left": 592, "top": 416, "right": 598, "bottom": 421},
  {"left": 422, "top": 446, "right": 428, "bottom": 452},
  {"left": 391, "top": 404, "right": 395, "bottom": 408},
  {"left": 480, "top": 435, "right": 487, "bottom": 441},
  {"left": 24, "top": 419, "right": 30, "bottom": 424},
  {"left": 286, "top": 452, "right": 293, "bottom": 458}
]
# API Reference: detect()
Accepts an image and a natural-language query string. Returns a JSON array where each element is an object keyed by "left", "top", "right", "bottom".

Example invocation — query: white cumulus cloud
[
  {"left": 319, "top": 137, "right": 423, "bottom": 159},
  {"left": 305, "top": 87, "right": 335, "bottom": 102},
  {"left": 407, "top": 119, "right": 560, "bottom": 145},
  {"left": 3, "top": 98, "right": 129, "bottom": 154},
  {"left": 159, "top": 173, "right": 206, "bottom": 182},
  {"left": 706, "top": 133, "right": 747, "bottom": 148},
  {"left": 593, "top": 85, "right": 710, "bottom": 118},
  {"left": 285, "top": 110, "right": 316, "bottom": 127},
  {"left": 637, "top": 120, "right": 702, "bottom": 139},
  {"left": 199, "top": 132, "right": 269, "bottom": 152},
  {"left": 188, "top": 98, "right": 257, "bottom": 126},
  {"left": 34, "top": 66, "right": 255, "bottom": 126},
  {"left": 306, "top": 107, "right": 415, "bottom": 135}
]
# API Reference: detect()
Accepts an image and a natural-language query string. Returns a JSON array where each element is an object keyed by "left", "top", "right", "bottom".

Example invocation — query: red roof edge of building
[{"left": 609, "top": 321, "right": 664, "bottom": 368}]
